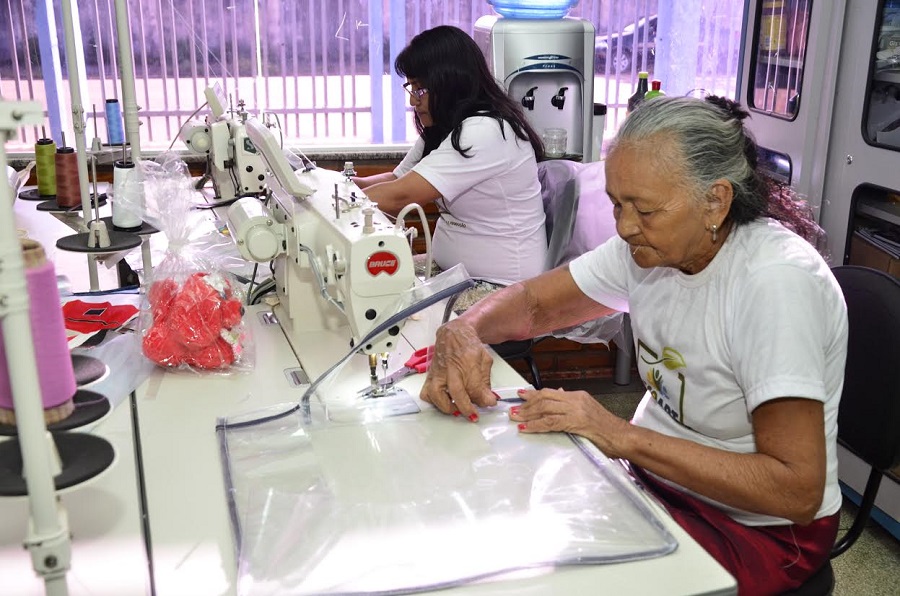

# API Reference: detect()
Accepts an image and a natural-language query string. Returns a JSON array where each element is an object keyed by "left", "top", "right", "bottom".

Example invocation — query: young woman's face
[
  {"left": 404, "top": 79, "right": 432, "bottom": 127},
  {"left": 605, "top": 139, "right": 727, "bottom": 275}
]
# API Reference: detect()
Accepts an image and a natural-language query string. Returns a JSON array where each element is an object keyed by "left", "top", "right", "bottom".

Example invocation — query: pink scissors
[{"left": 378, "top": 345, "right": 434, "bottom": 387}]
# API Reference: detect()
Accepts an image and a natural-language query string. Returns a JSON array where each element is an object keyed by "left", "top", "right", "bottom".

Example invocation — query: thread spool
[
  {"left": 55, "top": 145, "right": 82, "bottom": 208},
  {"left": 35, "top": 137, "right": 57, "bottom": 198},
  {"left": 0, "top": 239, "right": 77, "bottom": 426},
  {"left": 111, "top": 160, "right": 143, "bottom": 230},
  {"left": 105, "top": 99, "right": 125, "bottom": 146}
]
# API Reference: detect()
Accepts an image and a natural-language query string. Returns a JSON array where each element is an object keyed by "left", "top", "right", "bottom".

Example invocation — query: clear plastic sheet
[
  {"left": 72, "top": 332, "right": 154, "bottom": 410},
  {"left": 218, "top": 402, "right": 677, "bottom": 595},
  {"left": 549, "top": 311, "right": 627, "bottom": 345},
  {"left": 8, "top": 162, "right": 33, "bottom": 203},
  {"left": 217, "top": 263, "right": 673, "bottom": 594}
]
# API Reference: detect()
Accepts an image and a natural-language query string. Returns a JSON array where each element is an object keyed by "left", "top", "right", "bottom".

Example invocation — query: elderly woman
[
  {"left": 355, "top": 25, "right": 547, "bottom": 285},
  {"left": 420, "top": 95, "right": 847, "bottom": 595}
]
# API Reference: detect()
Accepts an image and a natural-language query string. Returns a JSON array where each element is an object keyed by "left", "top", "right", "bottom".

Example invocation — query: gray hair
[{"left": 609, "top": 96, "right": 768, "bottom": 225}]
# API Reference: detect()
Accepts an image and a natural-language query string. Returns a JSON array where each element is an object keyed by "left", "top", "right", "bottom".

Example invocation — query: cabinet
[
  {"left": 817, "top": 0, "right": 900, "bottom": 534},
  {"left": 823, "top": 2, "right": 900, "bottom": 277},
  {"left": 847, "top": 188, "right": 900, "bottom": 279}
]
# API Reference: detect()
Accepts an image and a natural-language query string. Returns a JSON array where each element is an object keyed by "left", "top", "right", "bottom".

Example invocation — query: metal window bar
[{"left": 1, "top": 0, "right": 742, "bottom": 154}]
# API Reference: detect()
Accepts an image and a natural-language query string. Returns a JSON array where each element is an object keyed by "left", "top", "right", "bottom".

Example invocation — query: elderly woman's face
[{"left": 606, "top": 140, "right": 721, "bottom": 274}]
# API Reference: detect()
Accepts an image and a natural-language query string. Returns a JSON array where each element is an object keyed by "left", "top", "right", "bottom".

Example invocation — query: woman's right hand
[{"left": 420, "top": 319, "right": 498, "bottom": 421}]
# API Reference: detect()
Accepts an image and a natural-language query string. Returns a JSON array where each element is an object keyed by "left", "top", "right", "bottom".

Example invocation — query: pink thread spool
[{"left": 0, "top": 239, "right": 76, "bottom": 425}]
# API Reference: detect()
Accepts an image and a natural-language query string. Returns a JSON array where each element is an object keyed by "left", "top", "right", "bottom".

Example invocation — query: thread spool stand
[
  {"left": 0, "top": 233, "right": 116, "bottom": 495},
  {"left": 1, "top": 98, "right": 78, "bottom": 594},
  {"left": 0, "top": 351, "right": 115, "bottom": 438},
  {"left": 54, "top": 149, "right": 142, "bottom": 283},
  {"left": 52, "top": 0, "right": 149, "bottom": 293}
]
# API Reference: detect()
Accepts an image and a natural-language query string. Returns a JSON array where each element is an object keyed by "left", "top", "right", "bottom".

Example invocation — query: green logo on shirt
[{"left": 639, "top": 341, "right": 688, "bottom": 427}]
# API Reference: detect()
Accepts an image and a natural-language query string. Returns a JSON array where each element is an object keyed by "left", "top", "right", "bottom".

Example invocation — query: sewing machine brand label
[{"left": 366, "top": 251, "right": 400, "bottom": 276}]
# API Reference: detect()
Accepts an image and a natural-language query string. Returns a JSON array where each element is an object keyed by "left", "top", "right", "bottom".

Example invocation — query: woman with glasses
[{"left": 355, "top": 25, "right": 547, "bottom": 285}]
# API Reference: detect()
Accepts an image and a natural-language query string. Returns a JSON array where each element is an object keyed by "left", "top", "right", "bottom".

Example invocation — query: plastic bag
[
  {"left": 8, "top": 162, "right": 34, "bottom": 205},
  {"left": 137, "top": 153, "right": 254, "bottom": 373}
]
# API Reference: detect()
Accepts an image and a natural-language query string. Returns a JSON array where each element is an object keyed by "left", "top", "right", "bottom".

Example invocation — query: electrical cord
[
  {"left": 247, "top": 278, "right": 276, "bottom": 305},
  {"left": 167, "top": 101, "right": 210, "bottom": 151},
  {"left": 246, "top": 262, "right": 260, "bottom": 305},
  {"left": 72, "top": 285, "right": 141, "bottom": 296},
  {"left": 395, "top": 202, "right": 433, "bottom": 279}
]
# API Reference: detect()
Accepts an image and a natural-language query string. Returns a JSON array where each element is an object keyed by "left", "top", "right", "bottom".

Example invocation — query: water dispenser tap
[
  {"left": 522, "top": 87, "right": 538, "bottom": 111},
  {"left": 551, "top": 87, "right": 569, "bottom": 110}
]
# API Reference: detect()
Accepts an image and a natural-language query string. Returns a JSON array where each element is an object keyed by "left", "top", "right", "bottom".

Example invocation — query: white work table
[
  {"left": 133, "top": 306, "right": 735, "bottom": 596},
  {"left": 3, "top": 189, "right": 736, "bottom": 595},
  {"left": 0, "top": 392, "right": 151, "bottom": 596}
]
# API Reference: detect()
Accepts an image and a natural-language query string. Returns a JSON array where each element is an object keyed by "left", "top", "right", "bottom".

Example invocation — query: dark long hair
[{"left": 394, "top": 25, "right": 544, "bottom": 159}]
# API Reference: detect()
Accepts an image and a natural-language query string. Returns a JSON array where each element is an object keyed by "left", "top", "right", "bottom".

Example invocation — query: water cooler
[{"left": 474, "top": 15, "right": 596, "bottom": 160}]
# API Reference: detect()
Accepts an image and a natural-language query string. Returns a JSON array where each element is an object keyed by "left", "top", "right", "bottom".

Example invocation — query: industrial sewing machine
[
  {"left": 226, "top": 119, "right": 418, "bottom": 404},
  {"left": 180, "top": 85, "right": 267, "bottom": 201}
]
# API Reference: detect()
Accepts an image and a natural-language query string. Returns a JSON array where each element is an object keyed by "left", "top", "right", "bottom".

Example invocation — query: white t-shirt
[
  {"left": 569, "top": 219, "right": 848, "bottom": 526},
  {"left": 394, "top": 116, "right": 547, "bottom": 284}
]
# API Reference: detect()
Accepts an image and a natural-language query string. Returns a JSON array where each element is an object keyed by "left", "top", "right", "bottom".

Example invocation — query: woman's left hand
[{"left": 508, "top": 387, "right": 633, "bottom": 459}]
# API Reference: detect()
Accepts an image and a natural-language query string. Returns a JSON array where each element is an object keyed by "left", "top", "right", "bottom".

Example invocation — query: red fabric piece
[
  {"left": 143, "top": 272, "right": 243, "bottom": 370},
  {"left": 632, "top": 466, "right": 839, "bottom": 596},
  {"left": 185, "top": 337, "right": 235, "bottom": 369},
  {"left": 148, "top": 278, "right": 178, "bottom": 320},
  {"left": 221, "top": 299, "right": 243, "bottom": 328},
  {"left": 169, "top": 275, "right": 223, "bottom": 350},
  {"left": 62, "top": 300, "right": 138, "bottom": 334},
  {"left": 142, "top": 324, "right": 184, "bottom": 367}
]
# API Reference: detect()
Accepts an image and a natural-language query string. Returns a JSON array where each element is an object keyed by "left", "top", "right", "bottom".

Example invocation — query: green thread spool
[{"left": 35, "top": 138, "right": 57, "bottom": 197}]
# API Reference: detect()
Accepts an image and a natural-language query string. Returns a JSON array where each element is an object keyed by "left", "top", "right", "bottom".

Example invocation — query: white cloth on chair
[{"left": 537, "top": 160, "right": 624, "bottom": 346}]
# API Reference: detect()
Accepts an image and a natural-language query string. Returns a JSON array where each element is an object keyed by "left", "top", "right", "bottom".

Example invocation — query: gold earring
[{"left": 710, "top": 224, "right": 718, "bottom": 243}]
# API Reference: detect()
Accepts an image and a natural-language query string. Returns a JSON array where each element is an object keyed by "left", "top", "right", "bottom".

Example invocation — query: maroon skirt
[{"left": 631, "top": 465, "right": 840, "bottom": 596}]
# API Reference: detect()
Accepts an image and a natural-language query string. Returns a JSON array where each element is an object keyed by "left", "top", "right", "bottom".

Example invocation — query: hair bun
[{"left": 705, "top": 95, "right": 750, "bottom": 122}]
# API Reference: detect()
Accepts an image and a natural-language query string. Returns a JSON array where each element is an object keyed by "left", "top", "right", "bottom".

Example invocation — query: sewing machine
[
  {"left": 227, "top": 120, "right": 417, "bottom": 402},
  {"left": 180, "top": 85, "right": 267, "bottom": 201}
]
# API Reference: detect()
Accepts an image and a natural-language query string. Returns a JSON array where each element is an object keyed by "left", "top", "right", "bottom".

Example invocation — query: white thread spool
[{"left": 111, "top": 159, "right": 143, "bottom": 230}]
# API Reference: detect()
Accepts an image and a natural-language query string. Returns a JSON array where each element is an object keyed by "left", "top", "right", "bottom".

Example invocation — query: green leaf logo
[{"left": 662, "top": 347, "right": 685, "bottom": 371}]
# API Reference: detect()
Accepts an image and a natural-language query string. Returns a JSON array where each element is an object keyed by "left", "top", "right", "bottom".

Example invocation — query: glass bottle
[
  {"left": 643, "top": 80, "right": 666, "bottom": 101},
  {"left": 627, "top": 71, "right": 650, "bottom": 114}
]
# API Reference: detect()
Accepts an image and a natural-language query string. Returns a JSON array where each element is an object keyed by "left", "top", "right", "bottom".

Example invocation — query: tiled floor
[
  {"left": 832, "top": 500, "right": 900, "bottom": 595},
  {"left": 555, "top": 376, "right": 900, "bottom": 594}
]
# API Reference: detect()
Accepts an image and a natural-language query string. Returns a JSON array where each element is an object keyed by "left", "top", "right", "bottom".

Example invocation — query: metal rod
[
  {"left": 114, "top": 0, "right": 141, "bottom": 160},
  {"left": 0, "top": 100, "right": 71, "bottom": 595},
  {"left": 60, "top": 0, "right": 100, "bottom": 292}
]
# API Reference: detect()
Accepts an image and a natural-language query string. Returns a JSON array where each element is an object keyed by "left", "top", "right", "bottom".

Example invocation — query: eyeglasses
[{"left": 402, "top": 82, "right": 428, "bottom": 100}]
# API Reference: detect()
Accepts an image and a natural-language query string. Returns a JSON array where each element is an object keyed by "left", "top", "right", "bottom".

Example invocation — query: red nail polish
[
  {"left": 517, "top": 423, "right": 527, "bottom": 431},
  {"left": 517, "top": 388, "right": 526, "bottom": 395},
  {"left": 468, "top": 413, "right": 479, "bottom": 422},
  {"left": 509, "top": 406, "right": 520, "bottom": 416},
  {"left": 453, "top": 410, "right": 461, "bottom": 417},
  {"left": 491, "top": 391, "right": 501, "bottom": 400}
]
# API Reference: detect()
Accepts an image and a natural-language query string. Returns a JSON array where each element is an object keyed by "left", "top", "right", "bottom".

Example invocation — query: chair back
[
  {"left": 535, "top": 159, "right": 627, "bottom": 360},
  {"left": 832, "top": 266, "right": 900, "bottom": 472},
  {"left": 538, "top": 160, "right": 582, "bottom": 270},
  {"left": 537, "top": 160, "right": 618, "bottom": 269}
]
